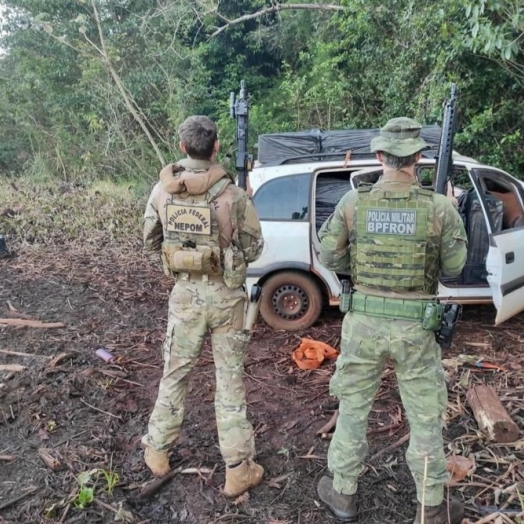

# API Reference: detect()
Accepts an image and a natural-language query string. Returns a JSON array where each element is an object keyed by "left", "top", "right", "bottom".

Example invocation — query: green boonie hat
[{"left": 370, "top": 117, "right": 429, "bottom": 157}]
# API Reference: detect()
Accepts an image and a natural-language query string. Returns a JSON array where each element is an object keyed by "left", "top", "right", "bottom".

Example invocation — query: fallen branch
[
  {"left": 48, "top": 352, "right": 73, "bottom": 368},
  {"left": 53, "top": 429, "right": 91, "bottom": 448},
  {"left": 316, "top": 410, "right": 339, "bottom": 435},
  {"left": 368, "top": 432, "right": 410, "bottom": 463},
  {"left": 267, "top": 472, "right": 292, "bottom": 489},
  {"left": 205, "top": 463, "right": 218, "bottom": 486},
  {"left": 79, "top": 398, "right": 122, "bottom": 420},
  {"left": 139, "top": 469, "right": 179, "bottom": 499},
  {"left": 0, "top": 364, "right": 26, "bottom": 372},
  {"left": 475, "top": 511, "right": 523, "bottom": 523},
  {"left": 210, "top": 3, "right": 346, "bottom": 37},
  {"left": 180, "top": 467, "right": 214, "bottom": 475},
  {"left": 0, "top": 486, "right": 38, "bottom": 511},
  {"left": 367, "top": 423, "right": 403, "bottom": 436},
  {"left": 93, "top": 498, "right": 117, "bottom": 513},
  {"left": 0, "top": 318, "right": 65, "bottom": 328},
  {"left": 320, "top": 421, "right": 403, "bottom": 440},
  {"left": 59, "top": 501, "right": 72, "bottom": 524},
  {"left": 0, "top": 349, "right": 47, "bottom": 358}
]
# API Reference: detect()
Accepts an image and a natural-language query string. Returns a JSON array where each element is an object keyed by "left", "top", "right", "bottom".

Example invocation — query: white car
[{"left": 246, "top": 128, "right": 524, "bottom": 331}]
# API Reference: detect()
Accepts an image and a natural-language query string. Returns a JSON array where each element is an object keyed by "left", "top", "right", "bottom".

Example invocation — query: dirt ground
[{"left": 1, "top": 248, "right": 524, "bottom": 524}]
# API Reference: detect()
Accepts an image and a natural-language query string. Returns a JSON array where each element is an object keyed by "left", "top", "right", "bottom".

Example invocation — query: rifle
[
  {"left": 230, "top": 80, "right": 251, "bottom": 190},
  {"left": 434, "top": 84, "right": 459, "bottom": 195}
]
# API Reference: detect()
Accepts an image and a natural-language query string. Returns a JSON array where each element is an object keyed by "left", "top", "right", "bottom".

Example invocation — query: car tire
[{"left": 260, "top": 271, "right": 323, "bottom": 331}]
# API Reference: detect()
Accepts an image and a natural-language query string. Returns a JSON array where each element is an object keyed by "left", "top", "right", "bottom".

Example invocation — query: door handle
[{"left": 505, "top": 252, "right": 515, "bottom": 264}]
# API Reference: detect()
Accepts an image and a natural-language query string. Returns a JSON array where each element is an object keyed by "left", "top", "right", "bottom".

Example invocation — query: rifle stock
[
  {"left": 230, "top": 80, "right": 250, "bottom": 190},
  {"left": 434, "top": 84, "right": 459, "bottom": 195}
]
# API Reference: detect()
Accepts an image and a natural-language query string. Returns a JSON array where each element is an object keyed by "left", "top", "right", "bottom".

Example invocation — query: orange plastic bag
[
  {"left": 445, "top": 455, "right": 473, "bottom": 486},
  {"left": 292, "top": 338, "right": 339, "bottom": 370}
]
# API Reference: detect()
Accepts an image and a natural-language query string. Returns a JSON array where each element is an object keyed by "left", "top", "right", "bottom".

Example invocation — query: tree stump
[{"left": 466, "top": 385, "right": 520, "bottom": 443}]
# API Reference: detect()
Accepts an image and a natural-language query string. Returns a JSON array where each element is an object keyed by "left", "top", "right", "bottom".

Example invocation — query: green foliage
[
  {"left": 74, "top": 486, "right": 94, "bottom": 510},
  {"left": 0, "top": 0, "right": 523, "bottom": 180},
  {"left": 464, "top": 0, "right": 524, "bottom": 67},
  {"left": 72, "top": 466, "right": 120, "bottom": 509},
  {"left": 101, "top": 468, "right": 120, "bottom": 496},
  {"left": 74, "top": 469, "right": 97, "bottom": 509},
  {"left": 0, "top": 176, "right": 147, "bottom": 249}
]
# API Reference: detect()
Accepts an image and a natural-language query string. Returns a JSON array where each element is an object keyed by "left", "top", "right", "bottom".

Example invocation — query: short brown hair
[
  {"left": 382, "top": 151, "right": 419, "bottom": 169},
  {"left": 178, "top": 116, "right": 217, "bottom": 160}
]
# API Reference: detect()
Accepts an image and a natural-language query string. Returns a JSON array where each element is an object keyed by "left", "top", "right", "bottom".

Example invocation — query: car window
[
  {"left": 253, "top": 174, "right": 310, "bottom": 220},
  {"left": 417, "top": 166, "right": 434, "bottom": 187},
  {"left": 417, "top": 165, "right": 472, "bottom": 190},
  {"left": 450, "top": 166, "right": 472, "bottom": 190},
  {"left": 472, "top": 168, "right": 524, "bottom": 231}
]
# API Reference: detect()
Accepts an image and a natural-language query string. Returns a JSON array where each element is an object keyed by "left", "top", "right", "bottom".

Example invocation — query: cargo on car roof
[{"left": 256, "top": 125, "right": 442, "bottom": 166}]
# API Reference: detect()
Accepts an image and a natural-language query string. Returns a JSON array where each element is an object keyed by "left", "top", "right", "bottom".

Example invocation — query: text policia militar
[{"left": 366, "top": 209, "right": 417, "bottom": 235}]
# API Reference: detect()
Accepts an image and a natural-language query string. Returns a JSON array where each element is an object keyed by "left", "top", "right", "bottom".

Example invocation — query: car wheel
[{"left": 260, "top": 271, "right": 323, "bottom": 331}]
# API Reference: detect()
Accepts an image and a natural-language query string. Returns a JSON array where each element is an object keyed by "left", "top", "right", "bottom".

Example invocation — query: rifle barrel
[
  {"left": 435, "top": 84, "right": 458, "bottom": 195},
  {"left": 231, "top": 80, "right": 249, "bottom": 190}
]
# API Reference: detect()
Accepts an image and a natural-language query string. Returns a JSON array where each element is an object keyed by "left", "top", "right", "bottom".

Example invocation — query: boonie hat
[{"left": 370, "top": 117, "right": 429, "bottom": 157}]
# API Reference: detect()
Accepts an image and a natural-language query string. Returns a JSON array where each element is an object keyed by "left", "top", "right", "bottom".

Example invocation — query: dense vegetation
[{"left": 0, "top": 0, "right": 523, "bottom": 182}]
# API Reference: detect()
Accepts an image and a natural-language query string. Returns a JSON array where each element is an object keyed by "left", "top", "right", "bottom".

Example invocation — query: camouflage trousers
[
  {"left": 328, "top": 311, "right": 449, "bottom": 507},
  {"left": 143, "top": 274, "right": 255, "bottom": 465}
]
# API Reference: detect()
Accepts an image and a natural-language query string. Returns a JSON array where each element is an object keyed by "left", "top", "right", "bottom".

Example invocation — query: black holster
[{"left": 435, "top": 303, "right": 462, "bottom": 349}]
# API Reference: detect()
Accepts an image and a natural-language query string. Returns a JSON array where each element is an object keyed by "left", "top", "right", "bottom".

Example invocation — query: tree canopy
[{"left": 0, "top": 0, "right": 523, "bottom": 180}]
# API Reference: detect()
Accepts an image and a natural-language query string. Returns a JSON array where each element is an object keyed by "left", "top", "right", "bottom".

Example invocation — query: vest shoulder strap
[
  {"left": 208, "top": 178, "right": 231, "bottom": 200},
  {"left": 417, "top": 187, "right": 435, "bottom": 198}
]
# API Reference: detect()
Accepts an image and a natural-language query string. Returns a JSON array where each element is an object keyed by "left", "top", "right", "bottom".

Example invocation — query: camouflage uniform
[
  {"left": 319, "top": 119, "right": 468, "bottom": 509},
  {"left": 142, "top": 157, "right": 264, "bottom": 466}
]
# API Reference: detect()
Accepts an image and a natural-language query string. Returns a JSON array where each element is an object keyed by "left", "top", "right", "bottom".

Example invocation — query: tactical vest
[
  {"left": 160, "top": 178, "right": 231, "bottom": 276},
  {"left": 350, "top": 185, "right": 438, "bottom": 293}
]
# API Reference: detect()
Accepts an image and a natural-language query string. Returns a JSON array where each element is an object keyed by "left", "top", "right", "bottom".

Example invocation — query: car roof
[{"left": 251, "top": 151, "right": 479, "bottom": 180}]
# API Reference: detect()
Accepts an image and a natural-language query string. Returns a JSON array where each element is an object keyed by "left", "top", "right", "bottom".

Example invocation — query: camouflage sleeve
[
  {"left": 318, "top": 191, "right": 356, "bottom": 272},
  {"left": 236, "top": 191, "right": 264, "bottom": 263},
  {"left": 143, "top": 183, "right": 163, "bottom": 253},
  {"left": 436, "top": 195, "right": 468, "bottom": 277}
]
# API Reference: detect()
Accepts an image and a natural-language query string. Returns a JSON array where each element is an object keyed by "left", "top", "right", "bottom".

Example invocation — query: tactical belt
[
  {"left": 177, "top": 273, "right": 224, "bottom": 283},
  {"left": 349, "top": 292, "right": 431, "bottom": 321}
]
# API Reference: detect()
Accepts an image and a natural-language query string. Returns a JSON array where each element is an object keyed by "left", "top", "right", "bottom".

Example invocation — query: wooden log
[{"left": 466, "top": 385, "right": 520, "bottom": 443}]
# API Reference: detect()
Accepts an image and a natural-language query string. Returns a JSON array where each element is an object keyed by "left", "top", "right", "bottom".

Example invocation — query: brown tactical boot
[
  {"left": 223, "top": 459, "right": 264, "bottom": 497},
  {"left": 413, "top": 498, "right": 464, "bottom": 524},
  {"left": 317, "top": 476, "right": 358, "bottom": 522},
  {"left": 141, "top": 436, "right": 170, "bottom": 477}
]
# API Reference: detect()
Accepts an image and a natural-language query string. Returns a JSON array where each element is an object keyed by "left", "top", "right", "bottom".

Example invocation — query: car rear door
[
  {"left": 486, "top": 229, "right": 524, "bottom": 324},
  {"left": 250, "top": 173, "right": 312, "bottom": 272},
  {"left": 472, "top": 168, "right": 524, "bottom": 324}
]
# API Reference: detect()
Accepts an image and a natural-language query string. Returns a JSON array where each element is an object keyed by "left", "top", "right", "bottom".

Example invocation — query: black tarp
[
  {"left": 257, "top": 126, "right": 442, "bottom": 165},
  {"left": 315, "top": 176, "right": 352, "bottom": 232}
]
